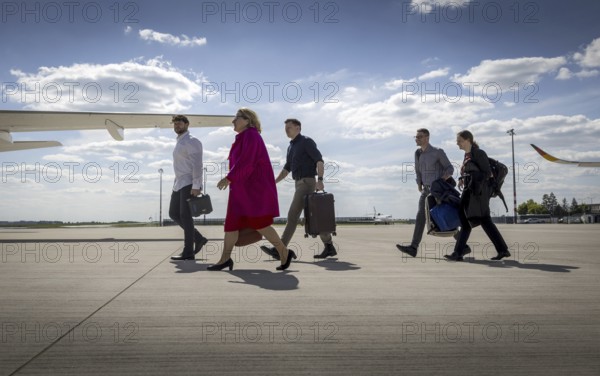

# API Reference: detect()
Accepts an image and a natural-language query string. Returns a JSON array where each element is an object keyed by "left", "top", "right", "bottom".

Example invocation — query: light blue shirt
[{"left": 172, "top": 131, "right": 203, "bottom": 191}]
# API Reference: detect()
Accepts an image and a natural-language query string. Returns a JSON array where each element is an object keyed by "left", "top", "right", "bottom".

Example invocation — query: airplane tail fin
[
  {"left": 530, "top": 144, "right": 568, "bottom": 164},
  {"left": 530, "top": 144, "right": 600, "bottom": 167}
]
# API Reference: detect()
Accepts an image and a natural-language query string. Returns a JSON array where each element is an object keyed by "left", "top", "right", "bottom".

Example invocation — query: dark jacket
[
  {"left": 462, "top": 146, "right": 492, "bottom": 219},
  {"left": 430, "top": 177, "right": 460, "bottom": 208}
]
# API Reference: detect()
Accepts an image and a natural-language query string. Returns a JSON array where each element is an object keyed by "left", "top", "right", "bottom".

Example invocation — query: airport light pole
[
  {"left": 583, "top": 196, "right": 592, "bottom": 223},
  {"left": 507, "top": 129, "right": 517, "bottom": 224},
  {"left": 158, "top": 168, "right": 164, "bottom": 227},
  {"left": 203, "top": 166, "right": 208, "bottom": 225}
]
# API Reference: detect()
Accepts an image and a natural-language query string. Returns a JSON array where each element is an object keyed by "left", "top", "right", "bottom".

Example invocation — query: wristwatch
[{"left": 317, "top": 177, "right": 323, "bottom": 181}]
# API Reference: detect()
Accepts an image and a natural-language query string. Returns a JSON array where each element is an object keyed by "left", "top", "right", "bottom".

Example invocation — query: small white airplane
[
  {"left": 0, "top": 110, "right": 233, "bottom": 152},
  {"left": 531, "top": 144, "right": 600, "bottom": 167},
  {"left": 372, "top": 207, "right": 393, "bottom": 224}
]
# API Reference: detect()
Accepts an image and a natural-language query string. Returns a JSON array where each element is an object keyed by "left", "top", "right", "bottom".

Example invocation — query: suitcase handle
[{"left": 187, "top": 193, "right": 210, "bottom": 200}]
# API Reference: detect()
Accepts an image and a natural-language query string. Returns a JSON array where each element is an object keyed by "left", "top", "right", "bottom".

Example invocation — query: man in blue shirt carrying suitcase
[{"left": 261, "top": 118, "right": 337, "bottom": 260}]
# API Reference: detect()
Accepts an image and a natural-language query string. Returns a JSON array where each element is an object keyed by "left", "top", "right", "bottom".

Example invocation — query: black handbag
[{"left": 187, "top": 194, "right": 213, "bottom": 217}]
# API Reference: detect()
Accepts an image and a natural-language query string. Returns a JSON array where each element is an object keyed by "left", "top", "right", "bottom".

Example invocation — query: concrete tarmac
[{"left": 1, "top": 224, "right": 599, "bottom": 375}]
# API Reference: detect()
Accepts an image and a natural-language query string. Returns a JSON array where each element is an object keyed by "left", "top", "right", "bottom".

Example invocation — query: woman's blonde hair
[{"left": 237, "top": 107, "right": 261, "bottom": 133}]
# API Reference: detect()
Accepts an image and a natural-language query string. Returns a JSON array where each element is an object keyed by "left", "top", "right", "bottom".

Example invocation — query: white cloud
[
  {"left": 555, "top": 38, "right": 600, "bottom": 80},
  {"left": 418, "top": 67, "right": 450, "bottom": 80},
  {"left": 322, "top": 86, "right": 493, "bottom": 140},
  {"left": 421, "top": 57, "right": 441, "bottom": 67},
  {"left": 574, "top": 37, "right": 600, "bottom": 68},
  {"left": 575, "top": 69, "right": 599, "bottom": 78},
  {"left": 41, "top": 154, "right": 85, "bottom": 163},
  {"left": 409, "top": 0, "right": 472, "bottom": 13},
  {"left": 147, "top": 159, "right": 172, "bottom": 169},
  {"left": 466, "top": 115, "right": 600, "bottom": 155},
  {"left": 556, "top": 67, "right": 572, "bottom": 80},
  {"left": 139, "top": 29, "right": 207, "bottom": 47},
  {"left": 383, "top": 77, "right": 413, "bottom": 90},
  {"left": 377, "top": 56, "right": 568, "bottom": 136},
  {"left": 60, "top": 136, "right": 174, "bottom": 158},
  {"left": 452, "top": 56, "right": 567, "bottom": 91},
  {"left": 5, "top": 57, "right": 206, "bottom": 112}
]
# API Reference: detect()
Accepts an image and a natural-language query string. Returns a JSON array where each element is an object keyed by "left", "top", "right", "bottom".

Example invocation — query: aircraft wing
[
  {"left": 530, "top": 144, "right": 600, "bottom": 167},
  {"left": 0, "top": 110, "right": 232, "bottom": 152}
]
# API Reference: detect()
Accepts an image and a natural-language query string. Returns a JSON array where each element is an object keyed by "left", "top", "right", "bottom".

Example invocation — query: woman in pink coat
[{"left": 209, "top": 108, "right": 296, "bottom": 271}]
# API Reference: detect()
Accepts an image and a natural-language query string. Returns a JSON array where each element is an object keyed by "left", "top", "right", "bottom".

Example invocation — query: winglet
[
  {"left": 0, "top": 131, "right": 62, "bottom": 152},
  {"left": 0, "top": 141, "right": 62, "bottom": 152}
]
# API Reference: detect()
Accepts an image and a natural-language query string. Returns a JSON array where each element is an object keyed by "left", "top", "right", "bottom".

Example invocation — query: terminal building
[{"left": 583, "top": 203, "right": 600, "bottom": 223}]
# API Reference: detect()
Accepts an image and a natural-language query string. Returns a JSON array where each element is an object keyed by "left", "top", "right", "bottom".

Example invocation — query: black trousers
[
  {"left": 454, "top": 191, "right": 508, "bottom": 255},
  {"left": 169, "top": 184, "right": 204, "bottom": 256}
]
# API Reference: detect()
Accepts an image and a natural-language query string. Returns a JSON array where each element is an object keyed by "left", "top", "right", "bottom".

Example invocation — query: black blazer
[{"left": 462, "top": 146, "right": 492, "bottom": 219}]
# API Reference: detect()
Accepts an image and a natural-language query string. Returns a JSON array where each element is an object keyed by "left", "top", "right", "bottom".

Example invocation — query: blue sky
[{"left": 1, "top": 0, "right": 600, "bottom": 222}]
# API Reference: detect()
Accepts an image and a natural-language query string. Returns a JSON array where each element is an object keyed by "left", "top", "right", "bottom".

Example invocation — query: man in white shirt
[{"left": 169, "top": 115, "right": 208, "bottom": 261}]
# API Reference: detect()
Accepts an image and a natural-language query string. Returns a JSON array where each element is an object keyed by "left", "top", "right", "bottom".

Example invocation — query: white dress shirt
[{"left": 172, "top": 131, "right": 203, "bottom": 191}]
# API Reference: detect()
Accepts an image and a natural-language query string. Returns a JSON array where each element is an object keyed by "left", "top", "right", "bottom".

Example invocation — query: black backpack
[{"left": 488, "top": 158, "right": 509, "bottom": 212}]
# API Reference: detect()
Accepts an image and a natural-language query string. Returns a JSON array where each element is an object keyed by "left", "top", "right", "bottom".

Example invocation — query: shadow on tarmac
[
  {"left": 294, "top": 258, "right": 362, "bottom": 271},
  {"left": 227, "top": 269, "right": 300, "bottom": 290},
  {"left": 462, "top": 258, "right": 579, "bottom": 273},
  {"left": 170, "top": 261, "right": 300, "bottom": 290}
]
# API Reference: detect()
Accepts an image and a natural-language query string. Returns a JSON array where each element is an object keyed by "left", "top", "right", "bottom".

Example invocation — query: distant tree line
[{"left": 517, "top": 193, "right": 589, "bottom": 217}]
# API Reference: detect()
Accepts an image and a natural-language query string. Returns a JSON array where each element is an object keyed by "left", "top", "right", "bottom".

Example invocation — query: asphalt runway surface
[{"left": 1, "top": 224, "right": 599, "bottom": 375}]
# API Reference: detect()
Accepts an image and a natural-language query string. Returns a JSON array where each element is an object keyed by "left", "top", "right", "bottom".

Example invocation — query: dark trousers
[
  {"left": 281, "top": 177, "right": 332, "bottom": 246},
  {"left": 409, "top": 187, "right": 429, "bottom": 248},
  {"left": 411, "top": 187, "right": 460, "bottom": 251},
  {"left": 169, "top": 185, "right": 204, "bottom": 256},
  {"left": 454, "top": 192, "right": 508, "bottom": 255}
]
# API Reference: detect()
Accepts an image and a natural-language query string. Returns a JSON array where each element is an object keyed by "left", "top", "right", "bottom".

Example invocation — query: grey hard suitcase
[{"left": 304, "top": 191, "right": 337, "bottom": 238}]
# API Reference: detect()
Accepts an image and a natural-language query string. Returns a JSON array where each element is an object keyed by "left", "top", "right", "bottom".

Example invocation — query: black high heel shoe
[
  {"left": 276, "top": 250, "right": 296, "bottom": 271},
  {"left": 444, "top": 253, "right": 464, "bottom": 261},
  {"left": 207, "top": 258, "right": 234, "bottom": 271}
]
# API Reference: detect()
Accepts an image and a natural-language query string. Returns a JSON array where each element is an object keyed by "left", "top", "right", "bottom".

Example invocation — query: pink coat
[{"left": 225, "top": 127, "right": 279, "bottom": 230}]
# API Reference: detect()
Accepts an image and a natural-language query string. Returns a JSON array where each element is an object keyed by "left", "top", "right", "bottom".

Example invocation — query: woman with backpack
[{"left": 445, "top": 130, "right": 511, "bottom": 261}]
